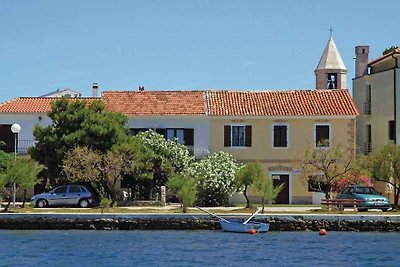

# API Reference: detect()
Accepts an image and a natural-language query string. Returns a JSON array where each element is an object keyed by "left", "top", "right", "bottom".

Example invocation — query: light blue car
[
  {"left": 336, "top": 185, "right": 391, "bottom": 211},
  {"left": 31, "top": 185, "right": 94, "bottom": 208}
]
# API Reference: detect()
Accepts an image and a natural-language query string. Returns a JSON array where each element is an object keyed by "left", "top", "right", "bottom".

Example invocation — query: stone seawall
[{"left": 1, "top": 214, "right": 400, "bottom": 231}]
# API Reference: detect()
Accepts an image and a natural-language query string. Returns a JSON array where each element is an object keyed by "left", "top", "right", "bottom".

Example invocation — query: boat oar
[
  {"left": 196, "top": 206, "right": 230, "bottom": 222},
  {"left": 243, "top": 208, "right": 261, "bottom": 225}
]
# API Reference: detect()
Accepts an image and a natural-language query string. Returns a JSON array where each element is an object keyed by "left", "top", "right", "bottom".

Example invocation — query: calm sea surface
[{"left": 1, "top": 230, "right": 399, "bottom": 267}]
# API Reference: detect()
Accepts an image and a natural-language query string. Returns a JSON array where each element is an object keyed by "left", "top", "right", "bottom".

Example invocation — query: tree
[
  {"left": 235, "top": 162, "right": 262, "bottom": 208},
  {"left": 63, "top": 146, "right": 129, "bottom": 205},
  {"left": 29, "top": 98, "right": 129, "bottom": 184},
  {"left": 295, "top": 141, "right": 356, "bottom": 199},
  {"left": 192, "top": 151, "right": 240, "bottom": 207},
  {"left": 370, "top": 143, "right": 400, "bottom": 208},
  {"left": 0, "top": 158, "right": 43, "bottom": 211},
  {"left": 129, "top": 130, "right": 194, "bottom": 199},
  {"left": 167, "top": 172, "right": 197, "bottom": 213},
  {"left": 253, "top": 172, "right": 284, "bottom": 214}
]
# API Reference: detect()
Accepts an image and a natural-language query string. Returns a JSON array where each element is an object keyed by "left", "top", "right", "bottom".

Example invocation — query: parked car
[
  {"left": 336, "top": 185, "right": 391, "bottom": 211},
  {"left": 31, "top": 185, "right": 94, "bottom": 208}
]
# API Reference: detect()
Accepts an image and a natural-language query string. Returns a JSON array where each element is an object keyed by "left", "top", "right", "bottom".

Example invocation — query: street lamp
[{"left": 11, "top": 123, "right": 21, "bottom": 206}]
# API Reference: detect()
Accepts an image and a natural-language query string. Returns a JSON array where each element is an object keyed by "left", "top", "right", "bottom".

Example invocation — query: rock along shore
[{"left": 1, "top": 213, "right": 400, "bottom": 231}]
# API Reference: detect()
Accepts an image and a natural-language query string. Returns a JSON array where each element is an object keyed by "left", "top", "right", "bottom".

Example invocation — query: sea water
[{"left": 1, "top": 230, "right": 399, "bottom": 266}]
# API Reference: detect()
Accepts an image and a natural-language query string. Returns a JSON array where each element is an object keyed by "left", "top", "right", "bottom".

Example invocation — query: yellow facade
[{"left": 210, "top": 117, "right": 356, "bottom": 204}]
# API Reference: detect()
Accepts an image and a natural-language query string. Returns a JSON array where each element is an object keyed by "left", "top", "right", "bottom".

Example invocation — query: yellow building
[
  {"left": 207, "top": 89, "right": 358, "bottom": 204},
  {"left": 353, "top": 46, "right": 400, "bottom": 200}
]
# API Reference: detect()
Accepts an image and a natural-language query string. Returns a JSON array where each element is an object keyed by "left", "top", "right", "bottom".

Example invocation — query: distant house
[{"left": 41, "top": 88, "right": 82, "bottom": 98}]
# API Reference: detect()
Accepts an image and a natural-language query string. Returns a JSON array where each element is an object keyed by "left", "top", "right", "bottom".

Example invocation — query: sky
[{"left": 1, "top": 0, "right": 400, "bottom": 102}]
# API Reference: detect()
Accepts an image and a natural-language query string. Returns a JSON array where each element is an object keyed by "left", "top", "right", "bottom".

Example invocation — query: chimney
[
  {"left": 139, "top": 86, "right": 145, "bottom": 91},
  {"left": 355, "top": 46, "right": 369, "bottom": 78},
  {"left": 92, "top": 82, "right": 99, "bottom": 97}
]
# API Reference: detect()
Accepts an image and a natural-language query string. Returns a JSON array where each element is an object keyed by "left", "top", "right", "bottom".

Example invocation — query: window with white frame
[
  {"left": 315, "top": 124, "right": 330, "bottom": 147},
  {"left": 224, "top": 125, "right": 252, "bottom": 147},
  {"left": 232, "top": 126, "right": 245, "bottom": 146},
  {"left": 273, "top": 124, "right": 288, "bottom": 148}
]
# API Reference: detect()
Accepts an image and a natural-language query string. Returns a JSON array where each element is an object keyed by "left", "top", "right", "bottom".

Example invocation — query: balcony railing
[
  {"left": 17, "top": 140, "right": 38, "bottom": 154},
  {"left": 363, "top": 142, "right": 372, "bottom": 155},
  {"left": 363, "top": 102, "right": 371, "bottom": 115},
  {"left": 1, "top": 140, "right": 37, "bottom": 155}
]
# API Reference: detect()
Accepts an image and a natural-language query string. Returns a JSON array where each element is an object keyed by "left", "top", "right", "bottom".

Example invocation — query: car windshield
[{"left": 355, "top": 187, "right": 378, "bottom": 194}]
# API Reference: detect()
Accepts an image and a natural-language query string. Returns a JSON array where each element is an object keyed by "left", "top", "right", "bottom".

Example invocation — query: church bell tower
[{"left": 315, "top": 37, "right": 347, "bottom": 90}]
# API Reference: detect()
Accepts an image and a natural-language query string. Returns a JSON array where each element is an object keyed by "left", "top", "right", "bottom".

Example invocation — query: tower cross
[{"left": 329, "top": 26, "right": 334, "bottom": 37}]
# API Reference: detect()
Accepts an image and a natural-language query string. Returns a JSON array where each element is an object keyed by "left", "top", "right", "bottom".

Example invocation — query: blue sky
[{"left": 1, "top": 0, "right": 399, "bottom": 102}]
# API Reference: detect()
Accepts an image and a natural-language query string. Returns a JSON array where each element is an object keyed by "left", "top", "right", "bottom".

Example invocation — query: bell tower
[{"left": 315, "top": 36, "right": 347, "bottom": 89}]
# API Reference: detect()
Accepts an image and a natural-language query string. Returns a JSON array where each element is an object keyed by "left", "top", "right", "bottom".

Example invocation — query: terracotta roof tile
[
  {"left": 0, "top": 97, "right": 99, "bottom": 113},
  {"left": 103, "top": 91, "right": 206, "bottom": 116},
  {"left": 369, "top": 48, "right": 400, "bottom": 65},
  {"left": 206, "top": 90, "right": 359, "bottom": 116}
]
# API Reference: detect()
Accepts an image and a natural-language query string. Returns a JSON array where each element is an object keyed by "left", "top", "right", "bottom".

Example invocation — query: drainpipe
[{"left": 393, "top": 54, "right": 399, "bottom": 143}]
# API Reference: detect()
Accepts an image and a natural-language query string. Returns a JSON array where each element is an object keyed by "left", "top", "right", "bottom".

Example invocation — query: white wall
[{"left": 0, "top": 113, "right": 51, "bottom": 140}]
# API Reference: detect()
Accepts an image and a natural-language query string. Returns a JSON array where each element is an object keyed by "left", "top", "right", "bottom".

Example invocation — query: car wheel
[
  {"left": 382, "top": 208, "right": 388, "bottom": 212},
  {"left": 36, "top": 199, "right": 47, "bottom": 208},
  {"left": 78, "top": 199, "right": 90, "bottom": 208}
]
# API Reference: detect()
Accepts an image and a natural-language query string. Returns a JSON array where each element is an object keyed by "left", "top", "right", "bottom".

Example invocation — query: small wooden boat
[
  {"left": 219, "top": 219, "right": 269, "bottom": 233},
  {"left": 197, "top": 207, "right": 269, "bottom": 233}
]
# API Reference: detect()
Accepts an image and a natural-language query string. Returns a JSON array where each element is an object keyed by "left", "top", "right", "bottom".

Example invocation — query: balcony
[
  {"left": 1, "top": 140, "right": 37, "bottom": 155},
  {"left": 363, "top": 102, "right": 371, "bottom": 115}
]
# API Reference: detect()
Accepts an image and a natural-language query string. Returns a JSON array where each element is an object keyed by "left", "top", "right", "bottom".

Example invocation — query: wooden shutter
[
  {"left": 389, "top": 121, "right": 395, "bottom": 141},
  {"left": 245, "top": 125, "right": 252, "bottom": 147},
  {"left": 281, "top": 126, "right": 287, "bottom": 147},
  {"left": 273, "top": 126, "right": 280, "bottom": 147},
  {"left": 184, "top": 129, "right": 194, "bottom": 146},
  {"left": 224, "top": 125, "right": 231, "bottom": 147},
  {"left": 273, "top": 125, "right": 287, "bottom": 147}
]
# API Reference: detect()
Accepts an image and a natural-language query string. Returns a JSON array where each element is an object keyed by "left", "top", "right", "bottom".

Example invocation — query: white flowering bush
[
  {"left": 135, "top": 130, "right": 194, "bottom": 173},
  {"left": 191, "top": 151, "right": 240, "bottom": 206}
]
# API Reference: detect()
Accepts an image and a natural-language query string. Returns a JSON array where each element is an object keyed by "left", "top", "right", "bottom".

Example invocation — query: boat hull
[{"left": 220, "top": 220, "right": 269, "bottom": 233}]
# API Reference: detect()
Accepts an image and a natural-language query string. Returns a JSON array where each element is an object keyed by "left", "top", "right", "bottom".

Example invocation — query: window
[
  {"left": 167, "top": 129, "right": 185, "bottom": 144},
  {"left": 273, "top": 124, "right": 288, "bottom": 148},
  {"left": 53, "top": 186, "right": 67, "bottom": 194},
  {"left": 130, "top": 128, "right": 194, "bottom": 146},
  {"left": 232, "top": 126, "right": 245, "bottom": 146},
  {"left": 224, "top": 125, "right": 252, "bottom": 147},
  {"left": 69, "top": 185, "right": 81, "bottom": 193},
  {"left": 315, "top": 124, "right": 330, "bottom": 147},
  {"left": 389, "top": 120, "right": 395, "bottom": 141},
  {"left": 327, "top": 73, "right": 337, "bottom": 89}
]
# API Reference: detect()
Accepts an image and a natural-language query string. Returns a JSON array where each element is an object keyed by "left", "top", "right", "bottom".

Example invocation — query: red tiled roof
[
  {"left": 0, "top": 90, "right": 358, "bottom": 117},
  {"left": 368, "top": 48, "right": 400, "bottom": 66},
  {"left": 0, "top": 97, "right": 99, "bottom": 113},
  {"left": 102, "top": 91, "right": 206, "bottom": 116},
  {"left": 206, "top": 90, "right": 359, "bottom": 116}
]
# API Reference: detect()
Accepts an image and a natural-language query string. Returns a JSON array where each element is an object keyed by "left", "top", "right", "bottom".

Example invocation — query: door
[
  {"left": 66, "top": 185, "right": 82, "bottom": 205},
  {"left": 272, "top": 174, "right": 290, "bottom": 204},
  {"left": 47, "top": 186, "right": 68, "bottom": 206}
]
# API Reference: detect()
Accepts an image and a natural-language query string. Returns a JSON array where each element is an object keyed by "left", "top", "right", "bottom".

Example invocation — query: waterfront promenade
[{"left": 1, "top": 205, "right": 400, "bottom": 231}]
